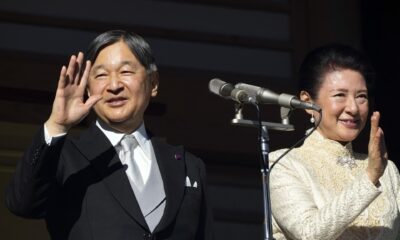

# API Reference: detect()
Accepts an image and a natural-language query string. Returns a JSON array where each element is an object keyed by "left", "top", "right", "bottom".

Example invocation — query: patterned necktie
[{"left": 120, "top": 135, "right": 144, "bottom": 191}]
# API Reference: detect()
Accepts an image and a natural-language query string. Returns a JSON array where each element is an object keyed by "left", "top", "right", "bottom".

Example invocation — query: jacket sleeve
[
  {"left": 5, "top": 125, "right": 65, "bottom": 218},
  {"left": 269, "top": 150, "right": 382, "bottom": 240}
]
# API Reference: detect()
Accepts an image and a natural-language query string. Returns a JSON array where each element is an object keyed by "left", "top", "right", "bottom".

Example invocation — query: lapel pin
[{"left": 174, "top": 153, "right": 182, "bottom": 160}]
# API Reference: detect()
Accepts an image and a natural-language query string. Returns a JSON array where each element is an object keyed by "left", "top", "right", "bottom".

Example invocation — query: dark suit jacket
[{"left": 6, "top": 124, "right": 214, "bottom": 240}]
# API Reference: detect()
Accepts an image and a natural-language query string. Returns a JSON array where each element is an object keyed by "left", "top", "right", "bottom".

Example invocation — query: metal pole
[{"left": 260, "top": 125, "right": 274, "bottom": 240}]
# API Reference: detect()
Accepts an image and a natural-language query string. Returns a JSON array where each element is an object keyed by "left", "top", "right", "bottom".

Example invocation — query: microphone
[
  {"left": 209, "top": 78, "right": 250, "bottom": 103},
  {"left": 235, "top": 83, "right": 321, "bottom": 111}
]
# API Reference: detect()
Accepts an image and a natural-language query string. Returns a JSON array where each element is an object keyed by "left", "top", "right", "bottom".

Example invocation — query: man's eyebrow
[
  {"left": 120, "top": 60, "right": 134, "bottom": 66},
  {"left": 120, "top": 61, "right": 141, "bottom": 69},
  {"left": 91, "top": 64, "right": 105, "bottom": 72},
  {"left": 91, "top": 61, "right": 139, "bottom": 72},
  {"left": 329, "top": 88, "right": 348, "bottom": 92}
]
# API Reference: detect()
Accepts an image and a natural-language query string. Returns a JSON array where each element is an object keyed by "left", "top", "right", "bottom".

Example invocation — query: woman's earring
[{"left": 310, "top": 113, "right": 315, "bottom": 123}]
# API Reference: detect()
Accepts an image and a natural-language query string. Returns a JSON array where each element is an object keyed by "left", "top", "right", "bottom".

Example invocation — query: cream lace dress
[{"left": 269, "top": 130, "right": 400, "bottom": 240}]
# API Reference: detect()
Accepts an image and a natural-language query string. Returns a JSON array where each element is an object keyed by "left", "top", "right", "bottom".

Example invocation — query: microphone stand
[
  {"left": 231, "top": 104, "right": 294, "bottom": 240},
  {"left": 261, "top": 125, "right": 273, "bottom": 240}
]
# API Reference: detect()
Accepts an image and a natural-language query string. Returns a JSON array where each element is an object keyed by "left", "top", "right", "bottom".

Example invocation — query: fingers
[
  {"left": 74, "top": 52, "right": 84, "bottom": 84},
  {"left": 377, "top": 127, "right": 388, "bottom": 160},
  {"left": 78, "top": 60, "right": 91, "bottom": 87},
  {"left": 374, "top": 127, "right": 385, "bottom": 155},
  {"left": 368, "top": 111, "right": 381, "bottom": 160},
  {"left": 63, "top": 52, "right": 84, "bottom": 86},
  {"left": 65, "top": 55, "right": 77, "bottom": 85},
  {"left": 58, "top": 66, "right": 67, "bottom": 88},
  {"left": 369, "top": 111, "right": 380, "bottom": 144}
]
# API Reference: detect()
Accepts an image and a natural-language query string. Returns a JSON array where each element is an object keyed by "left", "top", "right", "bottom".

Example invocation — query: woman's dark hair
[
  {"left": 298, "top": 43, "right": 375, "bottom": 99},
  {"left": 85, "top": 30, "right": 157, "bottom": 72}
]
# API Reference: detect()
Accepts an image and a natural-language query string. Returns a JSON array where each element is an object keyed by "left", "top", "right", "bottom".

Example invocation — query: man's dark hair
[{"left": 86, "top": 30, "right": 157, "bottom": 72}]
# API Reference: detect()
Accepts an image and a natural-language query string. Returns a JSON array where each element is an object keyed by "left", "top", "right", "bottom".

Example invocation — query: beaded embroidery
[{"left": 337, "top": 155, "right": 357, "bottom": 169}]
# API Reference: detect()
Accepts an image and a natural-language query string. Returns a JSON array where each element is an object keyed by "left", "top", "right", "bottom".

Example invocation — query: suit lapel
[
  {"left": 71, "top": 124, "right": 148, "bottom": 230},
  {"left": 151, "top": 138, "right": 186, "bottom": 232}
]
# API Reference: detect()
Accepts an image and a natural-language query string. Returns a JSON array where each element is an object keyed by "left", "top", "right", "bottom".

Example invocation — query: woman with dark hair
[{"left": 269, "top": 44, "right": 400, "bottom": 240}]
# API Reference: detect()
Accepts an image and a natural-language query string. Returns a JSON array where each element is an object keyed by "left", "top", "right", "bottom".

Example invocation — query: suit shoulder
[{"left": 150, "top": 136, "right": 205, "bottom": 167}]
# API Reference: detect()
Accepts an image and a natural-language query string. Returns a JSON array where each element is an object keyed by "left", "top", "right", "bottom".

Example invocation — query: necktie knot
[{"left": 121, "top": 135, "right": 138, "bottom": 153}]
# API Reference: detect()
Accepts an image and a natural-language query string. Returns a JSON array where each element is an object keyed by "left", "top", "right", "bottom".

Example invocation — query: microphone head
[
  {"left": 209, "top": 78, "right": 234, "bottom": 98},
  {"left": 209, "top": 78, "right": 223, "bottom": 95},
  {"left": 208, "top": 78, "right": 225, "bottom": 95}
]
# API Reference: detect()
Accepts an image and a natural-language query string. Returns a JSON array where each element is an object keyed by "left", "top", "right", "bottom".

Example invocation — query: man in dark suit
[{"left": 6, "top": 30, "right": 214, "bottom": 240}]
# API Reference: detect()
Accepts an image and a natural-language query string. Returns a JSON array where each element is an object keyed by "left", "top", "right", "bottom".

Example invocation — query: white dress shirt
[
  {"left": 44, "top": 121, "right": 154, "bottom": 185},
  {"left": 95, "top": 121, "right": 153, "bottom": 185}
]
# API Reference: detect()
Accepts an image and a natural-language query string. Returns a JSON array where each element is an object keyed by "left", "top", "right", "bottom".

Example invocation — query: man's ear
[
  {"left": 300, "top": 90, "right": 314, "bottom": 115},
  {"left": 150, "top": 72, "right": 159, "bottom": 97}
]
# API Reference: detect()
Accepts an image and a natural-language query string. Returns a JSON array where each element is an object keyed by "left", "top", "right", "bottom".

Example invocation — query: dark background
[
  {"left": 0, "top": 0, "right": 398, "bottom": 239},
  {"left": 361, "top": 1, "right": 399, "bottom": 163}
]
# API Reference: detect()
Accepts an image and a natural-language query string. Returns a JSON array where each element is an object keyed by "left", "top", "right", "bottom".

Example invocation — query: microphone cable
[{"left": 259, "top": 108, "right": 323, "bottom": 172}]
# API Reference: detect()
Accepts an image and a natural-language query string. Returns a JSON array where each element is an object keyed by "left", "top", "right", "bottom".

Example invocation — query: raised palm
[
  {"left": 46, "top": 52, "right": 102, "bottom": 135},
  {"left": 367, "top": 111, "right": 388, "bottom": 185}
]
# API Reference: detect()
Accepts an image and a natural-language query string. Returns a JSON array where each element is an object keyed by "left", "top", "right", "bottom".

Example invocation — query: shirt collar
[
  {"left": 95, "top": 120, "right": 150, "bottom": 148},
  {"left": 132, "top": 123, "right": 150, "bottom": 149}
]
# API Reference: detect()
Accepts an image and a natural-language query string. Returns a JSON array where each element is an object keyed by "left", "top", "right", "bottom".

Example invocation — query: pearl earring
[{"left": 310, "top": 113, "right": 315, "bottom": 123}]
